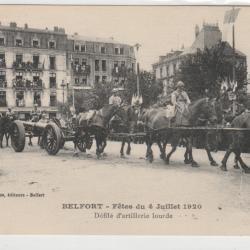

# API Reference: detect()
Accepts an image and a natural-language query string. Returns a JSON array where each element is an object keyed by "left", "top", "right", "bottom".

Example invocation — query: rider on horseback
[
  {"left": 171, "top": 81, "right": 191, "bottom": 126},
  {"left": 109, "top": 89, "right": 122, "bottom": 106}
]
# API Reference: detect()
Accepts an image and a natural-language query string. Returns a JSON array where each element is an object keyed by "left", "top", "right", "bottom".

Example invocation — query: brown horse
[
  {"left": 77, "top": 104, "right": 120, "bottom": 158},
  {"left": 220, "top": 111, "right": 250, "bottom": 173},
  {"left": 140, "top": 98, "right": 218, "bottom": 167}
]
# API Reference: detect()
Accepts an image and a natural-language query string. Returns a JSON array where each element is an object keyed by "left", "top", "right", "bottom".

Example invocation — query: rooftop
[
  {"left": 0, "top": 21, "right": 66, "bottom": 35},
  {"left": 68, "top": 33, "right": 127, "bottom": 45}
]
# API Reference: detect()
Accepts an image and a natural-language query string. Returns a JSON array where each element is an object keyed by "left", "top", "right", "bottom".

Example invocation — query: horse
[
  {"left": 0, "top": 113, "right": 13, "bottom": 148},
  {"left": 220, "top": 111, "right": 250, "bottom": 173},
  {"left": 140, "top": 98, "right": 218, "bottom": 167},
  {"left": 76, "top": 104, "right": 121, "bottom": 158},
  {"left": 109, "top": 104, "right": 139, "bottom": 158}
]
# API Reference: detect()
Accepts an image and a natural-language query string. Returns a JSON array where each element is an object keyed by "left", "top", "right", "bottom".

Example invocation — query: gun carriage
[{"left": 10, "top": 119, "right": 93, "bottom": 155}]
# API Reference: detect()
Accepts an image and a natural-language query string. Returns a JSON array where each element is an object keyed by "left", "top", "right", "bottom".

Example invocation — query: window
[
  {"left": 115, "top": 48, "right": 119, "bottom": 55},
  {"left": 16, "top": 39, "right": 23, "bottom": 47},
  {"left": 120, "top": 48, "right": 124, "bottom": 55},
  {"left": 100, "top": 46, "right": 106, "bottom": 54},
  {"left": 74, "top": 58, "right": 79, "bottom": 65},
  {"left": 75, "top": 78, "right": 79, "bottom": 85},
  {"left": 81, "top": 45, "right": 86, "bottom": 52},
  {"left": 33, "top": 55, "right": 39, "bottom": 67},
  {"left": 49, "top": 56, "right": 56, "bottom": 70},
  {"left": 102, "top": 76, "right": 107, "bottom": 83},
  {"left": 121, "top": 61, "right": 125, "bottom": 67},
  {"left": 95, "top": 60, "right": 99, "bottom": 71},
  {"left": 16, "top": 54, "right": 23, "bottom": 64},
  {"left": 74, "top": 44, "right": 80, "bottom": 52},
  {"left": 16, "top": 91, "right": 25, "bottom": 107},
  {"left": 114, "top": 61, "right": 119, "bottom": 73},
  {"left": 16, "top": 72, "right": 23, "bottom": 81},
  {"left": 32, "top": 39, "right": 39, "bottom": 48},
  {"left": 0, "top": 53, "right": 5, "bottom": 67},
  {"left": 48, "top": 40, "right": 56, "bottom": 49},
  {"left": 0, "top": 37, "right": 5, "bottom": 46},
  {"left": 82, "top": 59, "right": 87, "bottom": 66},
  {"left": 34, "top": 92, "right": 41, "bottom": 106},
  {"left": 49, "top": 73, "right": 56, "bottom": 88},
  {"left": 0, "top": 91, "right": 6, "bottom": 107},
  {"left": 81, "top": 78, "right": 87, "bottom": 85},
  {"left": 50, "top": 94, "right": 57, "bottom": 107},
  {"left": 95, "top": 75, "right": 100, "bottom": 83},
  {"left": 132, "top": 63, "right": 135, "bottom": 72},
  {"left": 114, "top": 61, "right": 118, "bottom": 67},
  {"left": 0, "top": 71, "right": 6, "bottom": 86},
  {"left": 102, "top": 60, "right": 106, "bottom": 71},
  {"left": 160, "top": 68, "right": 163, "bottom": 78}
]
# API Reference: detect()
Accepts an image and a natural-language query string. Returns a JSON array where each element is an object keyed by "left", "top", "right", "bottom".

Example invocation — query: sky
[{"left": 0, "top": 5, "right": 249, "bottom": 71}]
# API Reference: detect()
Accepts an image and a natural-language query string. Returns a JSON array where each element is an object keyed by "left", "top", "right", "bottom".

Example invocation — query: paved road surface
[{"left": 0, "top": 140, "right": 250, "bottom": 235}]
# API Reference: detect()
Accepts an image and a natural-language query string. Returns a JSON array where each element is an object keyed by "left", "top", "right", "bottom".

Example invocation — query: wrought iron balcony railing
[
  {"left": 112, "top": 66, "right": 133, "bottom": 77},
  {"left": 71, "top": 63, "right": 91, "bottom": 75},
  {"left": 12, "top": 80, "right": 43, "bottom": 90},
  {"left": 13, "top": 61, "right": 44, "bottom": 71}
]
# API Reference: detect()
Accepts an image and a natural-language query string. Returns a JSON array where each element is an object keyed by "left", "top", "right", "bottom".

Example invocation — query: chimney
[
  {"left": 195, "top": 24, "right": 200, "bottom": 38},
  {"left": 10, "top": 22, "right": 17, "bottom": 28},
  {"left": 54, "top": 26, "right": 58, "bottom": 32},
  {"left": 74, "top": 32, "right": 78, "bottom": 35},
  {"left": 24, "top": 23, "right": 28, "bottom": 29}
]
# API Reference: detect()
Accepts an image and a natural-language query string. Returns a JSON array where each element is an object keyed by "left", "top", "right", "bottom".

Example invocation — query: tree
[
  {"left": 124, "top": 71, "right": 163, "bottom": 107},
  {"left": 173, "top": 41, "right": 247, "bottom": 100}
]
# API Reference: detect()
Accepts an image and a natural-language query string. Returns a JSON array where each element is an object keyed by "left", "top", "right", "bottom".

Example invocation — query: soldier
[
  {"left": 109, "top": 89, "right": 122, "bottom": 106},
  {"left": 6, "top": 107, "right": 15, "bottom": 121},
  {"left": 30, "top": 104, "right": 41, "bottom": 122},
  {"left": 171, "top": 81, "right": 191, "bottom": 125}
]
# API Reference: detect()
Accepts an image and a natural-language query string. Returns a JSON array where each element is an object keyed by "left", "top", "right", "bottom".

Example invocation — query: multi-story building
[
  {"left": 0, "top": 22, "right": 68, "bottom": 119},
  {"left": 153, "top": 22, "right": 247, "bottom": 96},
  {"left": 0, "top": 22, "right": 136, "bottom": 118},
  {"left": 67, "top": 33, "right": 135, "bottom": 88}
]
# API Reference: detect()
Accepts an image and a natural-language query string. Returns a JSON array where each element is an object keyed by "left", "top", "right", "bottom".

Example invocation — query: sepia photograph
[{"left": 0, "top": 4, "right": 250, "bottom": 235}]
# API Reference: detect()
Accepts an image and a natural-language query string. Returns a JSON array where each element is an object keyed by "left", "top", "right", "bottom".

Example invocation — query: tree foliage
[{"left": 173, "top": 41, "right": 247, "bottom": 100}]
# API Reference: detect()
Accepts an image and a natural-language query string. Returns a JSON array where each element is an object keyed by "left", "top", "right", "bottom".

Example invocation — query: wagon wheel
[
  {"left": 76, "top": 138, "right": 86, "bottom": 152},
  {"left": 11, "top": 121, "right": 26, "bottom": 152},
  {"left": 43, "top": 123, "right": 62, "bottom": 155},
  {"left": 76, "top": 135, "right": 93, "bottom": 152}
]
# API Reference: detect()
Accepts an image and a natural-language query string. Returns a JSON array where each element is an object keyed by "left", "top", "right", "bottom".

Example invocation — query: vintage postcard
[{"left": 0, "top": 5, "right": 250, "bottom": 235}]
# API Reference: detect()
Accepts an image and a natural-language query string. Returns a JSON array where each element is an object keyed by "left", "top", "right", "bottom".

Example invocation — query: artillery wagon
[{"left": 10, "top": 119, "right": 93, "bottom": 155}]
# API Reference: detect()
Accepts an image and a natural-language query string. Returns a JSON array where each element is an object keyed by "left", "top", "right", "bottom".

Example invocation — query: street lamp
[{"left": 61, "top": 80, "right": 66, "bottom": 105}]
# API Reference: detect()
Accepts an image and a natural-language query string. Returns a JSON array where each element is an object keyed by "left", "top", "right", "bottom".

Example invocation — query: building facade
[
  {"left": 152, "top": 23, "right": 247, "bottom": 96},
  {"left": 67, "top": 34, "right": 135, "bottom": 88},
  {"left": 0, "top": 22, "right": 135, "bottom": 118}
]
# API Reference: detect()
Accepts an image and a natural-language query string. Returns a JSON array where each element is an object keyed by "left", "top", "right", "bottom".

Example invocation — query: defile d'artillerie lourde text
[{"left": 1, "top": 5, "right": 250, "bottom": 235}]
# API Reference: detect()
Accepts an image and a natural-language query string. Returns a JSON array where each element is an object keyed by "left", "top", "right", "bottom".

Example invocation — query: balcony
[
  {"left": 13, "top": 61, "right": 44, "bottom": 72},
  {"left": 13, "top": 79, "right": 43, "bottom": 91},
  {"left": 0, "top": 80, "right": 7, "bottom": 88},
  {"left": 112, "top": 66, "right": 131, "bottom": 78},
  {"left": 71, "top": 63, "right": 91, "bottom": 75}
]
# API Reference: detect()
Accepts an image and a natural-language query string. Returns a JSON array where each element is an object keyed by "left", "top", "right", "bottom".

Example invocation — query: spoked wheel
[
  {"left": 11, "top": 121, "right": 26, "bottom": 152},
  {"left": 76, "top": 135, "right": 93, "bottom": 152},
  {"left": 43, "top": 123, "right": 62, "bottom": 155}
]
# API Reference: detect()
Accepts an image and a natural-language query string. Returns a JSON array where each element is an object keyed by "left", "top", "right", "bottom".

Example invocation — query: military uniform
[
  {"left": 109, "top": 93, "right": 122, "bottom": 106},
  {"left": 171, "top": 81, "right": 191, "bottom": 126},
  {"left": 30, "top": 109, "right": 41, "bottom": 122}
]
